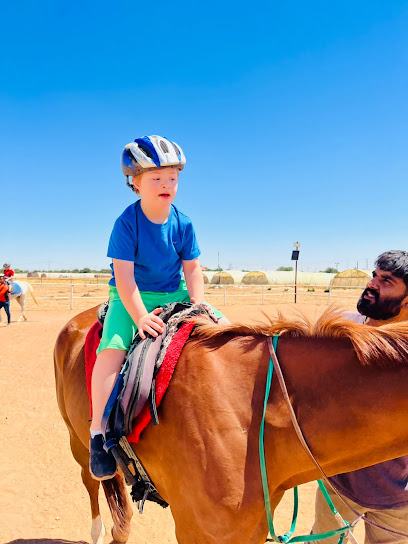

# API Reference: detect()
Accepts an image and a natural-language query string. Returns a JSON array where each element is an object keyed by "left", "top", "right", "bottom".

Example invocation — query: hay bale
[
  {"left": 242, "top": 271, "right": 269, "bottom": 285},
  {"left": 211, "top": 271, "right": 234, "bottom": 285},
  {"left": 27, "top": 272, "right": 40, "bottom": 278},
  {"left": 330, "top": 269, "right": 370, "bottom": 289},
  {"left": 203, "top": 273, "right": 209, "bottom": 284}
]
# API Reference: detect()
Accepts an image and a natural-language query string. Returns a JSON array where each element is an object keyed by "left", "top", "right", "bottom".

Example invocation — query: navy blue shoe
[{"left": 89, "top": 435, "right": 117, "bottom": 480}]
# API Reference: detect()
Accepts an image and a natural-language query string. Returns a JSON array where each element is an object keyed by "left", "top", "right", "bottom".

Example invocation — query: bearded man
[{"left": 312, "top": 250, "right": 408, "bottom": 544}]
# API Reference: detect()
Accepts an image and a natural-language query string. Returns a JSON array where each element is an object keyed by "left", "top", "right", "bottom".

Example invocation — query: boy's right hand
[{"left": 137, "top": 307, "right": 164, "bottom": 339}]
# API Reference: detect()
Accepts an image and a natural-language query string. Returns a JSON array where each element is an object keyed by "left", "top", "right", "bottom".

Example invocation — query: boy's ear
[{"left": 131, "top": 176, "right": 140, "bottom": 193}]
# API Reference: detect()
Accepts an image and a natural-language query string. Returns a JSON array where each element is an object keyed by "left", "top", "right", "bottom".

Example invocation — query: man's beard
[{"left": 357, "top": 287, "right": 406, "bottom": 320}]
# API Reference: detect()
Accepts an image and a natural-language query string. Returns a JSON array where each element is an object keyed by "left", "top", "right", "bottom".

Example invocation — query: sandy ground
[{"left": 0, "top": 300, "right": 365, "bottom": 544}]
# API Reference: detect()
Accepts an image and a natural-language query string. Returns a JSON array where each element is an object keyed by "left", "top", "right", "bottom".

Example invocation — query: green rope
[{"left": 259, "top": 335, "right": 351, "bottom": 543}]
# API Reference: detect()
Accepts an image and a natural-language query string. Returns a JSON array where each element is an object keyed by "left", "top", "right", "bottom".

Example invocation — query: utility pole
[{"left": 291, "top": 242, "right": 300, "bottom": 303}]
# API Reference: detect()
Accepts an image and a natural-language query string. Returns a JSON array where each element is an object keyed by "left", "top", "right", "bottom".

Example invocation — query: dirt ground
[{"left": 0, "top": 299, "right": 365, "bottom": 544}]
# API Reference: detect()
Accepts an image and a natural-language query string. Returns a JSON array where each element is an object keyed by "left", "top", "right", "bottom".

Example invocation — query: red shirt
[
  {"left": 0, "top": 284, "right": 9, "bottom": 302},
  {"left": 4, "top": 269, "right": 14, "bottom": 277}
]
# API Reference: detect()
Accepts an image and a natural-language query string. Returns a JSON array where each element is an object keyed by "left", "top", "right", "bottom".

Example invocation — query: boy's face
[{"left": 133, "top": 167, "right": 179, "bottom": 207}]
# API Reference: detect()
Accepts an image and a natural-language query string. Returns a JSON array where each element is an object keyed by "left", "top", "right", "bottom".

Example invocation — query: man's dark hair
[{"left": 376, "top": 250, "right": 408, "bottom": 287}]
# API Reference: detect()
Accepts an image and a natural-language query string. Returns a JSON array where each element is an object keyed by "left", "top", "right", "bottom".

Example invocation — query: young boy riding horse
[{"left": 90, "top": 135, "right": 228, "bottom": 480}]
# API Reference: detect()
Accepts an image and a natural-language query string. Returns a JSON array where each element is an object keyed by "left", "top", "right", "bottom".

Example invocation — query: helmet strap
[{"left": 126, "top": 176, "right": 136, "bottom": 192}]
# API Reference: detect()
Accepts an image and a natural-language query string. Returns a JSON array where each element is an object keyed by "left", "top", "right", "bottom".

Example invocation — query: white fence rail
[{"left": 24, "top": 282, "right": 365, "bottom": 309}]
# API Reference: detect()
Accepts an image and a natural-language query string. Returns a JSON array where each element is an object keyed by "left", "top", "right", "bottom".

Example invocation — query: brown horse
[{"left": 54, "top": 307, "right": 408, "bottom": 544}]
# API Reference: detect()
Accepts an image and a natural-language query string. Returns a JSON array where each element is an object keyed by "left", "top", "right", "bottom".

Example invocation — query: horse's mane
[{"left": 193, "top": 307, "right": 408, "bottom": 367}]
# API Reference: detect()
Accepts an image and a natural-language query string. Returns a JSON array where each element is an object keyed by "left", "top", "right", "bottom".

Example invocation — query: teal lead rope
[{"left": 259, "top": 335, "right": 351, "bottom": 544}]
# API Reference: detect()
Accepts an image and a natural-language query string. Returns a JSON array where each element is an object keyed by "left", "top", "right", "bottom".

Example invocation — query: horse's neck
[{"left": 265, "top": 336, "right": 408, "bottom": 493}]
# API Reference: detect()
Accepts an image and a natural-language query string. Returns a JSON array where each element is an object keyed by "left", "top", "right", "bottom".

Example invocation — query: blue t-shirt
[{"left": 107, "top": 201, "right": 200, "bottom": 292}]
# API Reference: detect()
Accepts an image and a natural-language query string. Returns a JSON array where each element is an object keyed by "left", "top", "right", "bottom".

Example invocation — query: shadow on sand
[
  {"left": 4, "top": 539, "right": 121, "bottom": 544},
  {"left": 4, "top": 540, "right": 89, "bottom": 544}
]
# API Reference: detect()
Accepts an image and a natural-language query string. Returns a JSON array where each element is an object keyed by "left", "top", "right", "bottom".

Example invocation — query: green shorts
[{"left": 97, "top": 280, "right": 224, "bottom": 353}]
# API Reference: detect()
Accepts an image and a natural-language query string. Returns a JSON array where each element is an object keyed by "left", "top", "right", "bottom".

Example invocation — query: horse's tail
[
  {"left": 27, "top": 282, "right": 39, "bottom": 305},
  {"left": 102, "top": 476, "right": 133, "bottom": 541}
]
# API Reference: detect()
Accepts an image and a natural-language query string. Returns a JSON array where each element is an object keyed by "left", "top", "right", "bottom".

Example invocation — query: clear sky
[{"left": 1, "top": 1, "right": 407, "bottom": 272}]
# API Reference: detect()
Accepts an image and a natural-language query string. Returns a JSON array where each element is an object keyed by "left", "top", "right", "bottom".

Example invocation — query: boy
[{"left": 90, "top": 135, "right": 228, "bottom": 480}]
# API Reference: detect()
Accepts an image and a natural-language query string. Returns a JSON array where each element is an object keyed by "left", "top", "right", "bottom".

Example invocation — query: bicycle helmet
[
  {"left": 3, "top": 263, "right": 10, "bottom": 268},
  {"left": 121, "top": 135, "right": 186, "bottom": 178}
]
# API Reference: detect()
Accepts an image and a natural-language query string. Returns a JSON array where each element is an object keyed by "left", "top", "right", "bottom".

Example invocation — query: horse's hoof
[{"left": 111, "top": 526, "right": 129, "bottom": 543}]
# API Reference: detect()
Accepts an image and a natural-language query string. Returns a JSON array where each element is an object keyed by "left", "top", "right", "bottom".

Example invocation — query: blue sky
[{"left": 1, "top": 1, "right": 407, "bottom": 272}]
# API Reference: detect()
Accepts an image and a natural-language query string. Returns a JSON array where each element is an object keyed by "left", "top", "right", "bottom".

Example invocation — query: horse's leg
[
  {"left": 70, "top": 432, "right": 132, "bottom": 543},
  {"left": 102, "top": 474, "right": 133, "bottom": 543},
  {"left": 16, "top": 295, "right": 25, "bottom": 321},
  {"left": 21, "top": 293, "right": 27, "bottom": 321},
  {"left": 68, "top": 430, "right": 106, "bottom": 544}
]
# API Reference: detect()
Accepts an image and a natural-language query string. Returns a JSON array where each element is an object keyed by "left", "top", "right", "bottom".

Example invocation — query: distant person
[
  {"left": 3, "top": 262, "right": 14, "bottom": 279},
  {"left": 311, "top": 250, "right": 408, "bottom": 544},
  {"left": 89, "top": 135, "right": 229, "bottom": 480},
  {"left": 0, "top": 275, "right": 11, "bottom": 325},
  {"left": 3, "top": 262, "right": 14, "bottom": 291}
]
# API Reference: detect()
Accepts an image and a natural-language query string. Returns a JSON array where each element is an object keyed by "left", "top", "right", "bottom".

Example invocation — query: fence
[{"left": 19, "top": 281, "right": 365, "bottom": 310}]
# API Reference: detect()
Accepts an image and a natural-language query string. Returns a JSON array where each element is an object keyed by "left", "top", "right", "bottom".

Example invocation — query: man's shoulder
[{"left": 342, "top": 311, "right": 366, "bottom": 324}]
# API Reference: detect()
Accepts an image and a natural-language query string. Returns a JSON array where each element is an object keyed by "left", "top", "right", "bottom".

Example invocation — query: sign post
[{"left": 291, "top": 242, "right": 300, "bottom": 303}]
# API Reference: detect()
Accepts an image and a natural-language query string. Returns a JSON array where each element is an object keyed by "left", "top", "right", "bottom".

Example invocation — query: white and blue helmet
[{"left": 121, "top": 135, "right": 186, "bottom": 178}]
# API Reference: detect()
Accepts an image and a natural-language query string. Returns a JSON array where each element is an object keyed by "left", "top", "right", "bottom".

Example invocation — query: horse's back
[
  {"left": 54, "top": 306, "right": 98, "bottom": 444},
  {"left": 54, "top": 306, "right": 97, "bottom": 370}
]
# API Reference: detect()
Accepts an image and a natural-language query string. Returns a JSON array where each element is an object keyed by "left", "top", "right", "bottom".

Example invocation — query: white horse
[{"left": 0, "top": 280, "right": 38, "bottom": 322}]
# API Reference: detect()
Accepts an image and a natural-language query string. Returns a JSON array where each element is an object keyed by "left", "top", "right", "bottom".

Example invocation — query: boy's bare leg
[{"left": 90, "top": 349, "right": 127, "bottom": 431}]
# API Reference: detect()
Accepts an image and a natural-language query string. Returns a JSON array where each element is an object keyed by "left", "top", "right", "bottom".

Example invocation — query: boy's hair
[{"left": 376, "top": 250, "right": 408, "bottom": 287}]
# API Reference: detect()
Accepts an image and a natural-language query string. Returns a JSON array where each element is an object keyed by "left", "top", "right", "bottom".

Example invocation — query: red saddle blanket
[{"left": 84, "top": 320, "right": 195, "bottom": 443}]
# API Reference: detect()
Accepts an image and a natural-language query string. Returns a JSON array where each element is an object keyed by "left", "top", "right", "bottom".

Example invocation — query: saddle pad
[
  {"left": 10, "top": 282, "right": 22, "bottom": 296},
  {"left": 84, "top": 319, "right": 195, "bottom": 443}
]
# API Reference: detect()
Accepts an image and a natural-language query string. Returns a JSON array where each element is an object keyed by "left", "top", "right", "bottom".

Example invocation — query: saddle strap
[{"left": 104, "top": 435, "right": 168, "bottom": 513}]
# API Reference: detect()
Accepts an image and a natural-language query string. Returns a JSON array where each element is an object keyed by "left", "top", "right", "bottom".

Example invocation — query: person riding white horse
[
  {"left": 0, "top": 275, "right": 38, "bottom": 322},
  {"left": 3, "top": 262, "right": 14, "bottom": 284}
]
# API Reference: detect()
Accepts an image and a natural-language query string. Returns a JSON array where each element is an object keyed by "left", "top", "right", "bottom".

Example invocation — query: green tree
[
  {"left": 320, "top": 267, "right": 339, "bottom": 274},
  {"left": 277, "top": 266, "right": 293, "bottom": 271}
]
